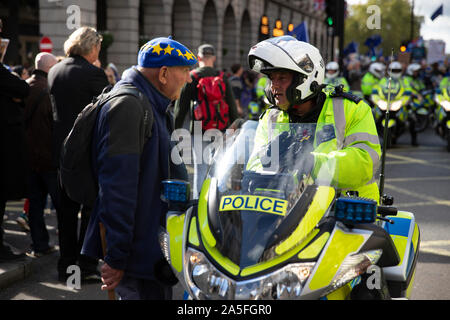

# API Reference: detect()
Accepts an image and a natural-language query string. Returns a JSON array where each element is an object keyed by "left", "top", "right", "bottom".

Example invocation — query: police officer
[
  {"left": 361, "top": 62, "right": 385, "bottom": 106},
  {"left": 373, "top": 61, "right": 417, "bottom": 146},
  {"left": 247, "top": 36, "right": 381, "bottom": 203},
  {"left": 324, "top": 61, "right": 350, "bottom": 92}
]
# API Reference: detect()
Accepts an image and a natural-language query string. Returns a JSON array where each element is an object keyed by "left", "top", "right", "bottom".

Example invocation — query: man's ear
[{"left": 159, "top": 66, "right": 169, "bottom": 85}]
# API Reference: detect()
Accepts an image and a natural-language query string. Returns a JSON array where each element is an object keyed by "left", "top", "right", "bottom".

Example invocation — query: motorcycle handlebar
[{"left": 377, "top": 205, "right": 398, "bottom": 217}]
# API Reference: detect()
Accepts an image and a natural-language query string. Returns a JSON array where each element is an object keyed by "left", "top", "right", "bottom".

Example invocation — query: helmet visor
[{"left": 249, "top": 56, "right": 275, "bottom": 73}]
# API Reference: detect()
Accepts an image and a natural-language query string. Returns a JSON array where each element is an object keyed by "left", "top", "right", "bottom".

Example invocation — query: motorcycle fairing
[
  {"left": 185, "top": 207, "right": 337, "bottom": 281},
  {"left": 381, "top": 210, "right": 420, "bottom": 298},
  {"left": 301, "top": 225, "right": 371, "bottom": 297}
]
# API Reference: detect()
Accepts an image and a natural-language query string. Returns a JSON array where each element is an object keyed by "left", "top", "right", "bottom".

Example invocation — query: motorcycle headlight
[
  {"left": 441, "top": 100, "right": 450, "bottom": 112},
  {"left": 390, "top": 100, "right": 403, "bottom": 111},
  {"left": 158, "top": 229, "right": 171, "bottom": 264},
  {"left": 185, "top": 248, "right": 232, "bottom": 299},
  {"left": 321, "top": 249, "right": 382, "bottom": 297},
  {"left": 185, "top": 248, "right": 315, "bottom": 300},
  {"left": 377, "top": 100, "right": 387, "bottom": 110}
]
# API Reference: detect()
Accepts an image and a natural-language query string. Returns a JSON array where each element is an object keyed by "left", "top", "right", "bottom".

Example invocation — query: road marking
[
  {"left": 420, "top": 240, "right": 450, "bottom": 257},
  {"left": 421, "top": 240, "right": 450, "bottom": 247},
  {"left": 387, "top": 153, "right": 450, "bottom": 170},
  {"left": 384, "top": 183, "right": 450, "bottom": 207},
  {"left": 386, "top": 159, "right": 450, "bottom": 165},
  {"left": 386, "top": 176, "right": 450, "bottom": 183}
]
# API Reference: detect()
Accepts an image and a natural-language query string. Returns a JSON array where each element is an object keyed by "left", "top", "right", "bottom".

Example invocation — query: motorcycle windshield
[
  {"left": 381, "top": 80, "right": 401, "bottom": 98},
  {"left": 204, "top": 120, "right": 335, "bottom": 269}
]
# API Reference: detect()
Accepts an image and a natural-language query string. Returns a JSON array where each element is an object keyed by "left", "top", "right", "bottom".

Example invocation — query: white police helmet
[
  {"left": 325, "top": 61, "right": 340, "bottom": 79},
  {"left": 369, "top": 62, "right": 386, "bottom": 79},
  {"left": 406, "top": 63, "right": 421, "bottom": 76},
  {"left": 388, "top": 61, "right": 403, "bottom": 80},
  {"left": 248, "top": 36, "right": 325, "bottom": 107}
]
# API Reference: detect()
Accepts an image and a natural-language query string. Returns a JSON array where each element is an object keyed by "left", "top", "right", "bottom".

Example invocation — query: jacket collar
[
  {"left": 118, "top": 67, "right": 170, "bottom": 115},
  {"left": 32, "top": 69, "right": 48, "bottom": 79}
]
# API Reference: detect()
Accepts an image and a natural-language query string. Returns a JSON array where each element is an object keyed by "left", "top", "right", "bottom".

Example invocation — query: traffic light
[
  {"left": 273, "top": 19, "right": 284, "bottom": 37},
  {"left": 325, "top": 0, "right": 337, "bottom": 27},
  {"left": 400, "top": 40, "right": 409, "bottom": 53},
  {"left": 259, "top": 15, "right": 270, "bottom": 41},
  {"left": 287, "top": 23, "right": 294, "bottom": 33}
]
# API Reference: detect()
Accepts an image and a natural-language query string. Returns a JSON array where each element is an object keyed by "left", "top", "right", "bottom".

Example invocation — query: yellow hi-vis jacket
[{"left": 253, "top": 93, "right": 381, "bottom": 203}]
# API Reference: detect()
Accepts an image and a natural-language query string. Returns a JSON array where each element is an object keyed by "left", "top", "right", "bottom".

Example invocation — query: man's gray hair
[{"left": 64, "top": 26, "right": 102, "bottom": 57}]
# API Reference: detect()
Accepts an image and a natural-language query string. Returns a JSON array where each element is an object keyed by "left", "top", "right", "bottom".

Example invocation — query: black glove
[{"left": 261, "top": 131, "right": 294, "bottom": 169}]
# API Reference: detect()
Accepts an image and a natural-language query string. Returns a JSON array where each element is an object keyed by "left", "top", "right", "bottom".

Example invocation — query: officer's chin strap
[{"left": 288, "top": 84, "right": 327, "bottom": 111}]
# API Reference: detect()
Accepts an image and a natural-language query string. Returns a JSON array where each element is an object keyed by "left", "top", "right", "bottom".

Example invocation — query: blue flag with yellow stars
[{"left": 138, "top": 36, "right": 197, "bottom": 68}]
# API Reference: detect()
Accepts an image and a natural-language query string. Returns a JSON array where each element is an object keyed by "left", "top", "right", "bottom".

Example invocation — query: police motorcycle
[
  {"left": 405, "top": 63, "right": 432, "bottom": 133},
  {"left": 159, "top": 120, "right": 420, "bottom": 300},
  {"left": 371, "top": 78, "right": 412, "bottom": 148},
  {"left": 434, "top": 85, "right": 450, "bottom": 151}
]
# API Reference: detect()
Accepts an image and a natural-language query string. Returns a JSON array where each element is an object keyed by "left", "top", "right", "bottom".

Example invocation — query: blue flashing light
[
  {"left": 162, "top": 180, "right": 190, "bottom": 203},
  {"left": 335, "top": 197, "right": 377, "bottom": 224}
]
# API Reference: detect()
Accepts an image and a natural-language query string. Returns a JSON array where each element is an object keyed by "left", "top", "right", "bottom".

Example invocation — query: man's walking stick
[{"left": 99, "top": 222, "right": 116, "bottom": 300}]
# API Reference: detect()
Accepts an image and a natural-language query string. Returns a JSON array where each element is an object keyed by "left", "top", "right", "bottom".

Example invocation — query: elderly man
[
  {"left": 174, "top": 43, "right": 239, "bottom": 199},
  {"left": 48, "top": 26, "right": 109, "bottom": 282},
  {"left": 24, "top": 52, "right": 59, "bottom": 257},
  {"left": 81, "top": 36, "right": 197, "bottom": 300}
]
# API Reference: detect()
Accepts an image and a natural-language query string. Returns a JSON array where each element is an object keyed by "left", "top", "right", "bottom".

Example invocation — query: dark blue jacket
[{"left": 82, "top": 68, "right": 170, "bottom": 280}]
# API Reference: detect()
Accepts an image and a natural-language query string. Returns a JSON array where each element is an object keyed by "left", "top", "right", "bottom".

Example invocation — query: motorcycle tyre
[
  {"left": 413, "top": 113, "right": 428, "bottom": 133},
  {"left": 447, "top": 129, "right": 450, "bottom": 152}
]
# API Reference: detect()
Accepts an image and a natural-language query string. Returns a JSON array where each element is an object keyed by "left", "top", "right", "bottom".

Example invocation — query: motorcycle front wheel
[
  {"left": 447, "top": 128, "right": 450, "bottom": 152},
  {"left": 414, "top": 113, "right": 429, "bottom": 133}
]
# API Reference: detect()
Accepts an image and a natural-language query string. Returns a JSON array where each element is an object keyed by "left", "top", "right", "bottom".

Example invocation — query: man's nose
[
  {"left": 271, "top": 80, "right": 281, "bottom": 89},
  {"left": 186, "top": 73, "right": 192, "bottom": 84}
]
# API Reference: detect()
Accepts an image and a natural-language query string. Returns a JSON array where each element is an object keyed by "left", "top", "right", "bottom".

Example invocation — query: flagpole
[{"left": 410, "top": 0, "right": 415, "bottom": 41}]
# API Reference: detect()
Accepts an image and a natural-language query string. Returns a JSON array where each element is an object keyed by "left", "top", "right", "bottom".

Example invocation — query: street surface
[{"left": 0, "top": 127, "right": 449, "bottom": 300}]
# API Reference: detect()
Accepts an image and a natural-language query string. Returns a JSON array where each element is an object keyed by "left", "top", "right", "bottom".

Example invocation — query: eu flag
[
  {"left": 288, "top": 22, "right": 309, "bottom": 43},
  {"left": 430, "top": 4, "right": 443, "bottom": 21}
]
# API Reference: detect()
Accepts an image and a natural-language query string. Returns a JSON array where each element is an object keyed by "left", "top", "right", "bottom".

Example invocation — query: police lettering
[{"left": 220, "top": 195, "right": 287, "bottom": 216}]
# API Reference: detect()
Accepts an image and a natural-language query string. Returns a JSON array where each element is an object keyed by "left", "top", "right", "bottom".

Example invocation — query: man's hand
[{"left": 100, "top": 263, "right": 124, "bottom": 291}]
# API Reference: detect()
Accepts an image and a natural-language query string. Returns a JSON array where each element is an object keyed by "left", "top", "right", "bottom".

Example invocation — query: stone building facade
[{"left": 37, "top": 0, "right": 331, "bottom": 73}]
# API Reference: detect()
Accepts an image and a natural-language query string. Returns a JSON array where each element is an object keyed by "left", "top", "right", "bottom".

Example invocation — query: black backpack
[{"left": 59, "top": 84, "right": 153, "bottom": 207}]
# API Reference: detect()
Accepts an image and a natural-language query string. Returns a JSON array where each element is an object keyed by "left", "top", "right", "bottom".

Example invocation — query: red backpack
[{"left": 191, "top": 70, "right": 230, "bottom": 131}]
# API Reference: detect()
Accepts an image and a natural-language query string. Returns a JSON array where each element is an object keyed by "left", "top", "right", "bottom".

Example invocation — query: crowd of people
[{"left": 1, "top": 18, "right": 450, "bottom": 300}]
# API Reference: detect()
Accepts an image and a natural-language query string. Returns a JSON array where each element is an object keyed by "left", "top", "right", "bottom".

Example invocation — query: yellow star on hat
[
  {"left": 152, "top": 43, "right": 163, "bottom": 55},
  {"left": 163, "top": 44, "right": 174, "bottom": 55},
  {"left": 184, "top": 50, "right": 195, "bottom": 61}
]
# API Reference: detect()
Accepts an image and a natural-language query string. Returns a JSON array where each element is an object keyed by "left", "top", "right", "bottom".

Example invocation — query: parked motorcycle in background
[
  {"left": 371, "top": 79, "right": 413, "bottom": 147},
  {"left": 434, "top": 86, "right": 450, "bottom": 151}
]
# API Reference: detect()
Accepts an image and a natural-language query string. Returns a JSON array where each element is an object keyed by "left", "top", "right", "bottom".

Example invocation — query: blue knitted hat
[{"left": 138, "top": 36, "right": 197, "bottom": 68}]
